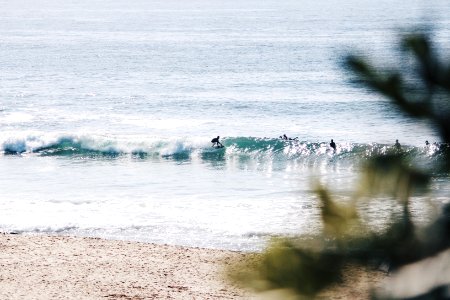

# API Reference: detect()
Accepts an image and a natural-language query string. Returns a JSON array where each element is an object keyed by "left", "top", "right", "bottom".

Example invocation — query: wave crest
[{"left": 1, "top": 134, "right": 447, "bottom": 167}]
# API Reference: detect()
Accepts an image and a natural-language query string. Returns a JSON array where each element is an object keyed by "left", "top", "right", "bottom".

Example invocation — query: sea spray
[{"left": 1, "top": 133, "right": 446, "bottom": 172}]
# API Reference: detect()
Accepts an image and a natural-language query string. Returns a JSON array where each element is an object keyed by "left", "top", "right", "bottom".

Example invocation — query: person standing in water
[
  {"left": 330, "top": 139, "right": 336, "bottom": 152},
  {"left": 211, "top": 136, "right": 223, "bottom": 148},
  {"left": 395, "top": 139, "right": 401, "bottom": 150}
]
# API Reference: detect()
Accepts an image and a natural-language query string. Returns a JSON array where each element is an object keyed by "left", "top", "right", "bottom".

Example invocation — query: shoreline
[{"left": 0, "top": 233, "right": 253, "bottom": 299}]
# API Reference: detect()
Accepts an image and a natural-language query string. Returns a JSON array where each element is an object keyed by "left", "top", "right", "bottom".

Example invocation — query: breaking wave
[{"left": 1, "top": 134, "right": 447, "bottom": 168}]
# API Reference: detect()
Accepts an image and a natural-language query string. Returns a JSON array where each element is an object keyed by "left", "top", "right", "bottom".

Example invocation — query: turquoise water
[{"left": 0, "top": 0, "right": 449, "bottom": 251}]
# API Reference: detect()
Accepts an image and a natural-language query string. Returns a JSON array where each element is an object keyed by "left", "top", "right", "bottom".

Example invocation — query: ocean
[{"left": 1, "top": 0, "right": 449, "bottom": 251}]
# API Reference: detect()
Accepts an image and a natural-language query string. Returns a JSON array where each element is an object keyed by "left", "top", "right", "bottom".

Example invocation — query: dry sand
[
  {"left": 0, "top": 233, "right": 252, "bottom": 299},
  {"left": 0, "top": 233, "right": 385, "bottom": 299}
]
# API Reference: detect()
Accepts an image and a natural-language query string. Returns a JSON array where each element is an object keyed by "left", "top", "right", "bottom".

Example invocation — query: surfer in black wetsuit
[
  {"left": 330, "top": 139, "right": 336, "bottom": 152},
  {"left": 281, "top": 134, "right": 298, "bottom": 141},
  {"left": 211, "top": 136, "right": 223, "bottom": 148},
  {"left": 395, "top": 139, "right": 401, "bottom": 150}
]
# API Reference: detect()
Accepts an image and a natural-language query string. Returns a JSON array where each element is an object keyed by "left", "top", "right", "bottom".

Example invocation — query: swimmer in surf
[{"left": 281, "top": 134, "right": 298, "bottom": 141}]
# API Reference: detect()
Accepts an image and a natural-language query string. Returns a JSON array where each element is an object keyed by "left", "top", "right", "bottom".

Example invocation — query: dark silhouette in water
[
  {"left": 330, "top": 139, "right": 336, "bottom": 152},
  {"left": 211, "top": 136, "right": 223, "bottom": 148},
  {"left": 395, "top": 139, "right": 401, "bottom": 150},
  {"left": 281, "top": 134, "right": 298, "bottom": 141}
]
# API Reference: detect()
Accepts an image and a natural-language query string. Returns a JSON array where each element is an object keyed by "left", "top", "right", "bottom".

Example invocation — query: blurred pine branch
[{"left": 229, "top": 32, "right": 450, "bottom": 299}]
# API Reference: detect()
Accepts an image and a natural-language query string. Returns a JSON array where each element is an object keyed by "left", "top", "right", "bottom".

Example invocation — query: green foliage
[
  {"left": 254, "top": 240, "right": 344, "bottom": 296},
  {"left": 360, "top": 154, "right": 429, "bottom": 203},
  {"left": 229, "top": 32, "right": 450, "bottom": 299},
  {"left": 316, "top": 186, "right": 360, "bottom": 237}
]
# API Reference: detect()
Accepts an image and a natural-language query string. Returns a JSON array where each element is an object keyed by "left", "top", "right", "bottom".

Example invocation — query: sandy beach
[
  {"left": 0, "top": 233, "right": 386, "bottom": 299},
  {"left": 0, "top": 233, "right": 253, "bottom": 299}
]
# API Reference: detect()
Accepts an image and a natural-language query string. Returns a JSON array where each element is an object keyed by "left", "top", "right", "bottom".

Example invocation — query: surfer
[
  {"left": 211, "top": 136, "right": 223, "bottom": 148},
  {"left": 281, "top": 134, "right": 298, "bottom": 141},
  {"left": 330, "top": 139, "right": 336, "bottom": 152},
  {"left": 395, "top": 139, "right": 401, "bottom": 150}
]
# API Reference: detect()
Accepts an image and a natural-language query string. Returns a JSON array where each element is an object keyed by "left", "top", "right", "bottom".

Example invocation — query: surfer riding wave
[{"left": 211, "top": 136, "right": 224, "bottom": 148}]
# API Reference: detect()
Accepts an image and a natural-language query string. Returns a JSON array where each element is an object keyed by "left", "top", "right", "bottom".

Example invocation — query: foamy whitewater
[{"left": 1, "top": 0, "right": 449, "bottom": 251}]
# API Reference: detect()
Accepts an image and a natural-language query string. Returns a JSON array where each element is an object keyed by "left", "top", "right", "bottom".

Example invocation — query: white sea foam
[{"left": 0, "top": 112, "right": 34, "bottom": 124}]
